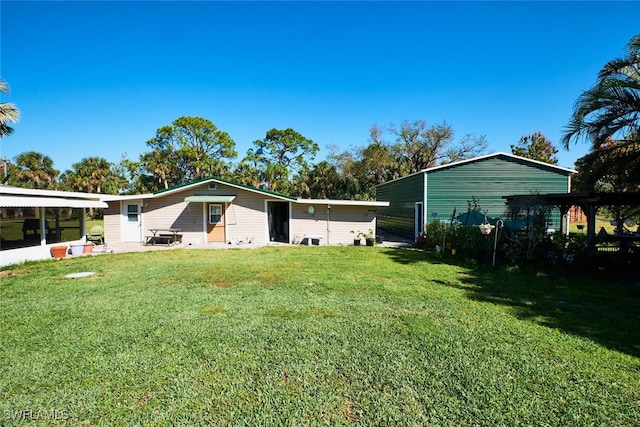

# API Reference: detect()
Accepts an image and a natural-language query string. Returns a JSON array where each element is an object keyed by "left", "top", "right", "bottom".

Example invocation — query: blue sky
[{"left": 2, "top": 1, "right": 639, "bottom": 173}]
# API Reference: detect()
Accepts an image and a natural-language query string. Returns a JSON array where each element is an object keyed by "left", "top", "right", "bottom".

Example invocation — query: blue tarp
[{"left": 455, "top": 211, "right": 488, "bottom": 226}]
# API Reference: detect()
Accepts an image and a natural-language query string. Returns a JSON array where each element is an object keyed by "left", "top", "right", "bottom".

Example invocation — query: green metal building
[{"left": 376, "top": 152, "right": 575, "bottom": 239}]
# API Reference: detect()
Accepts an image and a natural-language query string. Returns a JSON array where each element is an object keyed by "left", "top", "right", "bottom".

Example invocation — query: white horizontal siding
[
  {"left": 140, "top": 183, "right": 274, "bottom": 245},
  {"left": 290, "top": 204, "right": 378, "bottom": 245},
  {"left": 104, "top": 183, "right": 383, "bottom": 247},
  {"left": 103, "top": 204, "right": 121, "bottom": 244}
]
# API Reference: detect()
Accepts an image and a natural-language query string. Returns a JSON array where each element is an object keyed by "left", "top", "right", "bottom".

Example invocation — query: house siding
[
  {"left": 103, "top": 203, "right": 121, "bottom": 244},
  {"left": 142, "top": 183, "right": 276, "bottom": 245},
  {"left": 290, "top": 204, "right": 378, "bottom": 245},
  {"left": 376, "top": 173, "right": 424, "bottom": 238},
  {"left": 102, "top": 179, "right": 387, "bottom": 246}
]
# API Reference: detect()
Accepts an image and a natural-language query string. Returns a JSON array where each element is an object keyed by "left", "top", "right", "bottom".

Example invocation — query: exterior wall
[
  {"left": 225, "top": 192, "right": 274, "bottom": 245},
  {"left": 103, "top": 203, "right": 121, "bottom": 244},
  {"left": 141, "top": 183, "right": 276, "bottom": 245},
  {"left": 103, "top": 183, "right": 283, "bottom": 245},
  {"left": 376, "top": 173, "right": 424, "bottom": 238},
  {"left": 103, "top": 181, "right": 384, "bottom": 247},
  {"left": 376, "top": 155, "right": 572, "bottom": 239},
  {"left": 290, "top": 203, "right": 378, "bottom": 245},
  {"left": 0, "top": 239, "right": 85, "bottom": 267},
  {"left": 426, "top": 156, "right": 570, "bottom": 223}
]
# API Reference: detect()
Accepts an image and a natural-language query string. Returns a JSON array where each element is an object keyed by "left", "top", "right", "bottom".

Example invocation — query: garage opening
[{"left": 267, "top": 201, "right": 290, "bottom": 243}]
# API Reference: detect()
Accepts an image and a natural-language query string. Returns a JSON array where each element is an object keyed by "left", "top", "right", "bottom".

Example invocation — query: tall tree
[
  {"left": 296, "top": 161, "right": 340, "bottom": 199},
  {"left": 142, "top": 116, "right": 237, "bottom": 188},
  {"left": 0, "top": 78, "right": 20, "bottom": 138},
  {"left": 573, "top": 138, "right": 640, "bottom": 193},
  {"left": 390, "top": 120, "right": 453, "bottom": 173},
  {"left": 563, "top": 34, "right": 640, "bottom": 184},
  {"left": 232, "top": 156, "right": 262, "bottom": 189},
  {"left": 387, "top": 120, "right": 487, "bottom": 174},
  {"left": 573, "top": 139, "right": 640, "bottom": 227},
  {"left": 11, "top": 151, "right": 58, "bottom": 189},
  {"left": 510, "top": 131, "right": 559, "bottom": 164},
  {"left": 140, "top": 148, "right": 180, "bottom": 191},
  {"left": 246, "top": 128, "right": 319, "bottom": 194},
  {"left": 116, "top": 155, "right": 155, "bottom": 194},
  {"left": 326, "top": 121, "right": 487, "bottom": 200},
  {"left": 61, "top": 157, "right": 113, "bottom": 194}
]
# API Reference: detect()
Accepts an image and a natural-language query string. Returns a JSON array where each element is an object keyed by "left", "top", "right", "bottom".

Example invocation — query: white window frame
[{"left": 208, "top": 204, "right": 222, "bottom": 224}]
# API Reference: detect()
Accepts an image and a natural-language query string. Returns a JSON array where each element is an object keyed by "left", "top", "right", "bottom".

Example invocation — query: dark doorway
[{"left": 267, "top": 201, "right": 290, "bottom": 243}]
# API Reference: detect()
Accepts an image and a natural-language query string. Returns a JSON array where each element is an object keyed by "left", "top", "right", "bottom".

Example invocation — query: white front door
[{"left": 122, "top": 202, "right": 142, "bottom": 242}]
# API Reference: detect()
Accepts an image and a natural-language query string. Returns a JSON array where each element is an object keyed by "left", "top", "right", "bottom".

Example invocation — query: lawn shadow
[
  {"left": 378, "top": 247, "right": 639, "bottom": 357},
  {"left": 380, "top": 247, "right": 443, "bottom": 265},
  {"left": 442, "top": 267, "right": 640, "bottom": 358}
]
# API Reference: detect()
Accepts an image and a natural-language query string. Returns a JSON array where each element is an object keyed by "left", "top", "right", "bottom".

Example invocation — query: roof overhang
[
  {"left": 1, "top": 195, "right": 108, "bottom": 208},
  {"left": 184, "top": 195, "right": 236, "bottom": 203},
  {"left": 294, "top": 198, "right": 389, "bottom": 207}
]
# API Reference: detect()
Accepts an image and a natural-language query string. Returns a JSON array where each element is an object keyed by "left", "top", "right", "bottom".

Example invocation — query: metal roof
[
  {"left": 377, "top": 152, "right": 576, "bottom": 187},
  {"left": 0, "top": 186, "right": 108, "bottom": 208},
  {"left": 1, "top": 195, "right": 108, "bottom": 208}
]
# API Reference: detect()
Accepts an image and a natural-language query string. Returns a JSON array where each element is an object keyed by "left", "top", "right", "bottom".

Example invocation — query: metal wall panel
[
  {"left": 376, "top": 173, "right": 425, "bottom": 238},
  {"left": 377, "top": 155, "right": 572, "bottom": 238}
]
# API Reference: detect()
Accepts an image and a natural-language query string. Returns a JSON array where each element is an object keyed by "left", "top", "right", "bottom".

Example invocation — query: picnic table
[{"left": 145, "top": 229, "right": 182, "bottom": 246}]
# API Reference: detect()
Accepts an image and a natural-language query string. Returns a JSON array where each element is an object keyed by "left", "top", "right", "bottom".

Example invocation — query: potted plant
[
  {"left": 50, "top": 245, "right": 68, "bottom": 259},
  {"left": 479, "top": 224, "right": 494, "bottom": 235},
  {"left": 83, "top": 242, "right": 95, "bottom": 253},
  {"left": 363, "top": 229, "right": 375, "bottom": 246},
  {"left": 69, "top": 244, "right": 85, "bottom": 255},
  {"left": 350, "top": 230, "right": 362, "bottom": 246}
]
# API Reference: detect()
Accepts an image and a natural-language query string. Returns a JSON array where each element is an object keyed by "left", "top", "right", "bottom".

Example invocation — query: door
[
  {"left": 267, "top": 201, "right": 290, "bottom": 243},
  {"left": 207, "top": 203, "right": 225, "bottom": 242},
  {"left": 415, "top": 202, "right": 424, "bottom": 237},
  {"left": 122, "top": 202, "right": 142, "bottom": 242}
]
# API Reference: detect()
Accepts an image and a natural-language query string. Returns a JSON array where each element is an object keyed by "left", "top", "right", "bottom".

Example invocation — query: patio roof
[{"left": 1, "top": 195, "right": 107, "bottom": 208}]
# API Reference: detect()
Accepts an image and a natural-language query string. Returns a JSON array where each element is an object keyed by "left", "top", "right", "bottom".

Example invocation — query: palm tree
[
  {"left": 68, "top": 157, "right": 112, "bottom": 193},
  {"left": 563, "top": 34, "right": 640, "bottom": 149},
  {"left": 0, "top": 78, "right": 20, "bottom": 137},
  {"left": 13, "top": 151, "right": 58, "bottom": 189}
]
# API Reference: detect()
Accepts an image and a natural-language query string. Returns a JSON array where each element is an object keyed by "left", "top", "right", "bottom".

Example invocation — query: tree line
[{"left": 2, "top": 116, "right": 498, "bottom": 200}]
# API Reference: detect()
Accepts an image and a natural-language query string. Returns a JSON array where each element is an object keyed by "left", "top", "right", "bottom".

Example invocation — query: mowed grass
[{"left": 1, "top": 247, "right": 639, "bottom": 425}]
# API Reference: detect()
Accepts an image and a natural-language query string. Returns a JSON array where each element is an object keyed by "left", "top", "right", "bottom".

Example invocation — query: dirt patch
[{"left": 0, "top": 269, "right": 23, "bottom": 278}]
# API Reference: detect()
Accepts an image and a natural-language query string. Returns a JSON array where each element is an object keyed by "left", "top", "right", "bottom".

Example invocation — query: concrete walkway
[{"left": 92, "top": 232, "right": 414, "bottom": 254}]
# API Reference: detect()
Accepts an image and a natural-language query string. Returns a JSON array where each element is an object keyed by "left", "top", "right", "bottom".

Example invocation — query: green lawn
[{"left": 1, "top": 247, "right": 638, "bottom": 425}]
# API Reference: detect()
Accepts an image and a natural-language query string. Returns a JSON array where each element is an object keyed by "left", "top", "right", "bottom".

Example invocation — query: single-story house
[
  {"left": 376, "top": 152, "right": 575, "bottom": 239},
  {"left": 0, "top": 185, "right": 108, "bottom": 267},
  {"left": 101, "top": 177, "right": 389, "bottom": 246}
]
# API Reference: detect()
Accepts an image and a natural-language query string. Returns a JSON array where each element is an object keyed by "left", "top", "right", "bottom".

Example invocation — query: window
[
  {"left": 209, "top": 204, "right": 222, "bottom": 224},
  {"left": 127, "top": 204, "right": 139, "bottom": 222}
]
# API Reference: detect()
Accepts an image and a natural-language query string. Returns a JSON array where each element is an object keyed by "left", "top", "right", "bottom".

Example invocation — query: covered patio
[
  {"left": 503, "top": 192, "right": 640, "bottom": 261},
  {"left": 1, "top": 186, "right": 108, "bottom": 267}
]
